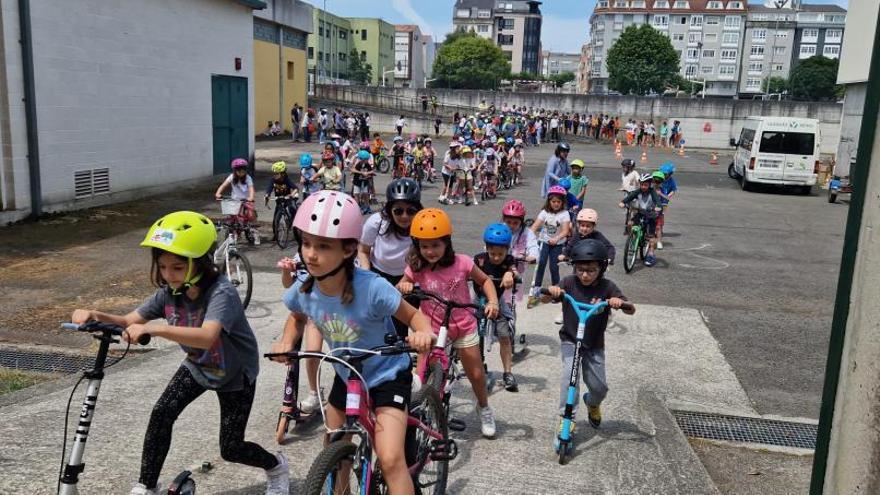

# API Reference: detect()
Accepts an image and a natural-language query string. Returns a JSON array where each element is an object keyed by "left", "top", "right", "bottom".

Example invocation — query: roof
[
  {"left": 798, "top": 4, "right": 846, "bottom": 13},
  {"left": 396, "top": 24, "right": 418, "bottom": 32},
  {"left": 454, "top": 0, "right": 495, "bottom": 9},
  {"left": 594, "top": 0, "right": 748, "bottom": 14}
]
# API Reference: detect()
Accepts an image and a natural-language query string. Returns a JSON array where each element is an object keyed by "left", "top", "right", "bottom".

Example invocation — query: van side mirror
[{"left": 729, "top": 138, "right": 738, "bottom": 147}]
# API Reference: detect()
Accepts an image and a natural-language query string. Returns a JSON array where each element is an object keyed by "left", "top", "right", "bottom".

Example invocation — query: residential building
[
  {"left": 589, "top": 0, "right": 749, "bottom": 96},
  {"left": 394, "top": 25, "right": 427, "bottom": 88},
  {"left": 254, "top": 1, "right": 312, "bottom": 132},
  {"left": 453, "top": 1, "right": 543, "bottom": 75},
  {"left": 349, "top": 18, "right": 396, "bottom": 86},
  {"left": 541, "top": 51, "right": 581, "bottom": 78},
  {"left": 739, "top": 1, "right": 846, "bottom": 96},
  {"left": 577, "top": 42, "right": 592, "bottom": 93},
  {"left": 0, "top": 0, "right": 264, "bottom": 224},
  {"left": 307, "top": 8, "right": 352, "bottom": 84}
]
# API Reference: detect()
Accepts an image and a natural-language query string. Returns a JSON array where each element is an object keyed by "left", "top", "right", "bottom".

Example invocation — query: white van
[{"left": 728, "top": 117, "right": 821, "bottom": 194}]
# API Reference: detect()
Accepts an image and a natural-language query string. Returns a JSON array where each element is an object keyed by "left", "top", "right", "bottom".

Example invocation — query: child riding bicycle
[
  {"left": 215, "top": 158, "right": 260, "bottom": 243},
  {"left": 619, "top": 174, "right": 663, "bottom": 267}
]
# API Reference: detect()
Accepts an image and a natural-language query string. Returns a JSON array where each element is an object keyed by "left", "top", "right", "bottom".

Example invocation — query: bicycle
[
  {"left": 265, "top": 336, "right": 454, "bottom": 495},
  {"left": 274, "top": 335, "right": 319, "bottom": 445},
  {"left": 476, "top": 273, "right": 527, "bottom": 391},
  {"left": 375, "top": 149, "right": 391, "bottom": 174},
  {"left": 215, "top": 200, "right": 254, "bottom": 308},
  {"left": 537, "top": 290, "right": 633, "bottom": 465},
  {"left": 479, "top": 171, "right": 498, "bottom": 202},
  {"left": 622, "top": 208, "right": 653, "bottom": 274},
  {"left": 266, "top": 194, "right": 299, "bottom": 250},
  {"left": 55, "top": 321, "right": 168, "bottom": 495}
]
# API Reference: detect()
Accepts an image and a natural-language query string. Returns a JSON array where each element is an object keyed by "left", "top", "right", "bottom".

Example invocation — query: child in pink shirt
[{"left": 398, "top": 208, "right": 500, "bottom": 438}]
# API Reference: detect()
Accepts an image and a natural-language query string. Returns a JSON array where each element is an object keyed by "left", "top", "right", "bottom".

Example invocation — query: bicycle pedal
[
  {"left": 448, "top": 418, "right": 467, "bottom": 432},
  {"left": 429, "top": 439, "right": 458, "bottom": 461}
]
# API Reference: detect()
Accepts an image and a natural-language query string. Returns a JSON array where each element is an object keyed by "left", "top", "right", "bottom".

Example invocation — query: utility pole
[{"left": 764, "top": 0, "right": 789, "bottom": 96}]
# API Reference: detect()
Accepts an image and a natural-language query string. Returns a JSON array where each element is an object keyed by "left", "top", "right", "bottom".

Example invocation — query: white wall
[
  {"left": 2, "top": 0, "right": 255, "bottom": 221},
  {"left": 0, "top": 0, "right": 30, "bottom": 222}
]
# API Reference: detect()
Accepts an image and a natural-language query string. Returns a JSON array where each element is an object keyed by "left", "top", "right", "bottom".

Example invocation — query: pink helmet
[
  {"left": 548, "top": 185, "right": 567, "bottom": 197},
  {"left": 231, "top": 158, "right": 248, "bottom": 169},
  {"left": 293, "top": 191, "right": 363, "bottom": 240},
  {"left": 502, "top": 200, "right": 526, "bottom": 218},
  {"left": 576, "top": 208, "right": 599, "bottom": 223}
]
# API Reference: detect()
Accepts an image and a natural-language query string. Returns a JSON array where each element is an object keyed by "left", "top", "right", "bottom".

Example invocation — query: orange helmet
[{"left": 410, "top": 208, "right": 453, "bottom": 239}]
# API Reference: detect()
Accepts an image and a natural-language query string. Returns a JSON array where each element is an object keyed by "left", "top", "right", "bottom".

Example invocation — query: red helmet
[{"left": 502, "top": 200, "right": 526, "bottom": 218}]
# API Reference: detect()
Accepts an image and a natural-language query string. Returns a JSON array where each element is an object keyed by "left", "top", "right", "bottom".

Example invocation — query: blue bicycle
[{"left": 540, "top": 289, "right": 633, "bottom": 464}]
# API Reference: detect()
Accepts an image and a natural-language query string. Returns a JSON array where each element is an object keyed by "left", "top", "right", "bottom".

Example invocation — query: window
[
  {"left": 702, "top": 49, "right": 715, "bottom": 57},
  {"left": 752, "top": 29, "right": 766, "bottom": 41},
  {"left": 456, "top": 9, "right": 470, "bottom": 18},
  {"left": 361, "top": 29, "right": 368, "bottom": 40},
  {"left": 706, "top": 16, "right": 720, "bottom": 25},
  {"left": 690, "top": 15, "right": 703, "bottom": 28},
  {"left": 475, "top": 24, "right": 487, "bottom": 32},
  {"left": 595, "top": 21, "right": 605, "bottom": 30},
  {"left": 688, "top": 32, "right": 702, "bottom": 44},
  {"left": 753, "top": 14, "right": 768, "bottom": 21},
  {"left": 759, "top": 132, "right": 815, "bottom": 155},
  {"left": 823, "top": 45, "right": 840, "bottom": 58},
  {"left": 722, "top": 32, "right": 739, "bottom": 45},
  {"left": 686, "top": 48, "right": 699, "bottom": 60},
  {"left": 308, "top": 47, "right": 314, "bottom": 59},
  {"left": 318, "top": 26, "right": 324, "bottom": 36},
  {"left": 613, "top": 21, "right": 624, "bottom": 30},
  {"left": 653, "top": 14, "right": 669, "bottom": 26},
  {"left": 361, "top": 50, "right": 366, "bottom": 59},
  {"left": 597, "top": 0, "right": 609, "bottom": 6},
  {"left": 799, "top": 44, "right": 816, "bottom": 59},
  {"left": 705, "top": 33, "right": 718, "bottom": 42},
  {"left": 720, "top": 49, "right": 737, "bottom": 61},
  {"left": 707, "top": 1, "right": 723, "bottom": 9},
  {"left": 477, "top": 9, "right": 491, "bottom": 18},
  {"left": 497, "top": 34, "right": 514, "bottom": 45},
  {"left": 719, "top": 65, "right": 736, "bottom": 77},
  {"left": 773, "top": 63, "right": 784, "bottom": 71},
  {"left": 746, "top": 78, "right": 762, "bottom": 89},
  {"left": 775, "top": 31, "right": 788, "bottom": 38},
  {"left": 672, "top": 33, "right": 685, "bottom": 41},
  {"left": 654, "top": 0, "right": 670, "bottom": 7},
  {"left": 827, "top": 14, "right": 846, "bottom": 24},
  {"left": 825, "top": 29, "right": 842, "bottom": 43},
  {"left": 673, "top": 1, "right": 689, "bottom": 8},
  {"left": 632, "top": 0, "right": 646, "bottom": 7},
  {"left": 802, "top": 28, "right": 818, "bottom": 42},
  {"left": 685, "top": 64, "right": 698, "bottom": 77},
  {"left": 748, "top": 61, "right": 763, "bottom": 73},
  {"left": 727, "top": 1, "right": 742, "bottom": 8},
  {"left": 701, "top": 65, "right": 713, "bottom": 74},
  {"left": 679, "top": 16, "right": 687, "bottom": 25},
  {"left": 750, "top": 45, "right": 764, "bottom": 58},
  {"left": 498, "top": 18, "right": 514, "bottom": 30},
  {"left": 339, "top": 30, "right": 347, "bottom": 39},
  {"left": 724, "top": 16, "right": 741, "bottom": 29},
  {"left": 338, "top": 52, "right": 346, "bottom": 61},
  {"left": 614, "top": 0, "right": 628, "bottom": 7},
  {"left": 774, "top": 46, "right": 785, "bottom": 55}
]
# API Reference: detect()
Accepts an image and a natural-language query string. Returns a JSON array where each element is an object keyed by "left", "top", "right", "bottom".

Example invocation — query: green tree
[
  {"left": 788, "top": 56, "right": 839, "bottom": 100},
  {"left": 763, "top": 76, "right": 788, "bottom": 94},
  {"left": 550, "top": 71, "right": 576, "bottom": 88},
  {"left": 348, "top": 49, "right": 372, "bottom": 85},
  {"left": 606, "top": 24, "right": 680, "bottom": 95},
  {"left": 433, "top": 32, "right": 511, "bottom": 89}
]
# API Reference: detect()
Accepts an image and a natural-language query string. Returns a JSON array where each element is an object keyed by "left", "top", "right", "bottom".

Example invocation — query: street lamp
[
  {"left": 425, "top": 78, "right": 437, "bottom": 89},
  {"left": 763, "top": 0, "right": 789, "bottom": 97},
  {"left": 382, "top": 67, "right": 396, "bottom": 87}
]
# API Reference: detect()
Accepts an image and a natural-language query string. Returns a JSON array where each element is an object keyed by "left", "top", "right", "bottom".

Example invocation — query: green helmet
[
  {"left": 271, "top": 161, "right": 287, "bottom": 173},
  {"left": 651, "top": 171, "right": 666, "bottom": 181},
  {"left": 141, "top": 211, "right": 217, "bottom": 259}
]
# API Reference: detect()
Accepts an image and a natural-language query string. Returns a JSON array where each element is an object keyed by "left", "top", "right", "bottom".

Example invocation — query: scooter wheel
[{"left": 275, "top": 414, "right": 290, "bottom": 445}]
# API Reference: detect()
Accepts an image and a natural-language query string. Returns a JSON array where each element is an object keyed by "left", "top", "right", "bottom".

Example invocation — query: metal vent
[
  {"left": 672, "top": 410, "right": 817, "bottom": 450},
  {"left": 0, "top": 348, "right": 97, "bottom": 374},
  {"left": 74, "top": 168, "right": 110, "bottom": 199}
]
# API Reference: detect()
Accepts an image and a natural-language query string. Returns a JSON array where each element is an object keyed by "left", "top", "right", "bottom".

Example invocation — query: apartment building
[
  {"left": 577, "top": 43, "right": 592, "bottom": 93},
  {"left": 541, "top": 51, "right": 581, "bottom": 77},
  {"left": 453, "top": 0, "right": 543, "bottom": 74},
  {"left": 739, "top": 1, "right": 846, "bottom": 96},
  {"left": 394, "top": 25, "right": 427, "bottom": 88},
  {"left": 589, "top": 0, "right": 748, "bottom": 96},
  {"left": 308, "top": 9, "right": 352, "bottom": 83}
]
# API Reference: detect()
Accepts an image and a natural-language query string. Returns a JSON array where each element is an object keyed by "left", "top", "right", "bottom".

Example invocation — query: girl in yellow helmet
[{"left": 70, "top": 211, "right": 289, "bottom": 495}]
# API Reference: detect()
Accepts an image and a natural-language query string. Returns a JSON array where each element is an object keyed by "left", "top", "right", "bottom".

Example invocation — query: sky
[{"left": 304, "top": 0, "right": 849, "bottom": 53}]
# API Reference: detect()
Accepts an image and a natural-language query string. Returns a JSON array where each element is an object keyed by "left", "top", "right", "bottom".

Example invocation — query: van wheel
[
  {"left": 799, "top": 186, "right": 813, "bottom": 196},
  {"left": 728, "top": 163, "right": 738, "bottom": 179},
  {"left": 740, "top": 172, "right": 752, "bottom": 192}
]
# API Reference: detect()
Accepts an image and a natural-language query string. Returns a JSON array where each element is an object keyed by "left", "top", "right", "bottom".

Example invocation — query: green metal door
[{"left": 212, "top": 75, "right": 249, "bottom": 174}]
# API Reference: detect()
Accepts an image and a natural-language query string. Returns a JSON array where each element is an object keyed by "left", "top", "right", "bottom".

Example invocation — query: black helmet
[
  {"left": 569, "top": 239, "right": 609, "bottom": 275},
  {"left": 556, "top": 142, "right": 571, "bottom": 155},
  {"left": 386, "top": 178, "right": 421, "bottom": 203},
  {"left": 621, "top": 158, "right": 635, "bottom": 168}
]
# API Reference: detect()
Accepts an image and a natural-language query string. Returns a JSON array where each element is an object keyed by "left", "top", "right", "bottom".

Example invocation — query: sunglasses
[{"left": 392, "top": 207, "right": 420, "bottom": 216}]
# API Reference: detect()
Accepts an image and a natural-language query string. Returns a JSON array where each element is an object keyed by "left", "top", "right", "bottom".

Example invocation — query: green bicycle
[{"left": 623, "top": 209, "right": 651, "bottom": 273}]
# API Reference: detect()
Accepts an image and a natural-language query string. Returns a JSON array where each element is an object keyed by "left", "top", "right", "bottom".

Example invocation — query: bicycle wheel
[
  {"left": 639, "top": 232, "right": 649, "bottom": 261},
  {"left": 225, "top": 252, "right": 253, "bottom": 308},
  {"left": 623, "top": 230, "right": 638, "bottom": 273},
  {"left": 275, "top": 413, "right": 290, "bottom": 445},
  {"left": 378, "top": 157, "right": 390, "bottom": 174},
  {"left": 275, "top": 209, "right": 294, "bottom": 249},
  {"left": 410, "top": 386, "right": 449, "bottom": 495},
  {"left": 304, "top": 441, "right": 376, "bottom": 495}
]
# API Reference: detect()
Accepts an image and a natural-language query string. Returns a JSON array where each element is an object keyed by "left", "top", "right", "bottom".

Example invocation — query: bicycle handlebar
[
  {"left": 537, "top": 289, "right": 635, "bottom": 312},
  {"left": 62, "top": 321, "right": 151, "bottom": 345},
  {"left": 408, "top": 288, "right": 482, "bottom": 311},
  {"left": 264, "top": 341, "right": 415, "bottom": 364}
]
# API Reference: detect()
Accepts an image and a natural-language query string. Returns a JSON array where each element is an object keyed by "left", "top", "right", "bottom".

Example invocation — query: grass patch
[{"left": 0, "top": 368, "right": 52, "bottom": 395}]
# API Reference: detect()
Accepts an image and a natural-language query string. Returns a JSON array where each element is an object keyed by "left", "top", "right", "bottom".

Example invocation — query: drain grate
[
  {"left": 672, "top": 410, "right": 817, "bottom": 450},
  {"left": 0, "top": 348, "right": 97, "bottom": 374}
]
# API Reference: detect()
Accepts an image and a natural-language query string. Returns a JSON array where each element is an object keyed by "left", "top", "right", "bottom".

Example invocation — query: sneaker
[
  {"left": 456, "top": 197, "right": 464, "bottom": 204},
  {"left": 472, "top": 199, "right": 479, "bottom": 205},
  {"left": 502, "top": 372, "right": 518, "bottom": 392},
  {"left": 587, "top": 405, "right": 602, "bottom": 429},
  {"left": 657, "top": 241, "right": 664, "bottom": 250},
  {"left": 478, "top": 405, "right": 497, "bottom": 438},
  {"left": 438, "top": 195, "right": 446, "bottom": 202},
  {"left": 644, "top": 254, "right": 656, "bottom": 267},
  {"left": 527, "top": 295, "right": 540, "bottom": 309},
  {"left": 130, "top": 483, "right": 162, "bottom": 495},
  {"left": 265, "top": 452, "right": 290, "bottom": 495},
  {"left": 554, "top": 312, "right": 564, "bottom": 325},
  {"left": 299, "top": 389, "right": 322, "bottom": 414}
]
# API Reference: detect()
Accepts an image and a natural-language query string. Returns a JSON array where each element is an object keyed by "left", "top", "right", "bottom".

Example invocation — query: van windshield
[{"left": 758, "top": 131, "right": 815, "bottom": 156}]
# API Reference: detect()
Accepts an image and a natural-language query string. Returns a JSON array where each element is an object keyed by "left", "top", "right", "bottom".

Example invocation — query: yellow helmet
[
  {"left": 570, "top": 159, "right": 585, "bottom": 169},
  {"left": 271, "top": 161, "right": 287, "bottom": 173},
  {"left": 497, "top": 138, "right": 506, "bottom": 144},
  {"left": 141, "top": 211, "right": 217, "bottom": 259},
  {"left": 461, "top": 146, "right": 473, "bottom": 154}
]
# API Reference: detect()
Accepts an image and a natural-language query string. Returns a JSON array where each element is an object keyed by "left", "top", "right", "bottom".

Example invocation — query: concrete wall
[
  {"left": 317, "top": 85, "right": 843, "bottom": 153},
  {"left": 834, "top": 83, "right": 866, "bottom": 178},
  {"left": 1, "top": 0, "right": 256, "bottom": 223},
  {"left": 0, "top": 0, "right": 28, "bottom": 220}
]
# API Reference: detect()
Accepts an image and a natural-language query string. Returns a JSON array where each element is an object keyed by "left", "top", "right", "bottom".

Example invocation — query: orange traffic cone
[
  {"left": 709, "top": 152, "right": 718, "bottom": 165},
  {"left": 640, "top": 150, "right": 648, "bottom": 163}
]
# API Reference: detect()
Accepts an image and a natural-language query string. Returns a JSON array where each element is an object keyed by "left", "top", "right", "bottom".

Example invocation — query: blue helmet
[
  {"left": 483, "top": 222, "right": 513, "bottom": 246},
  {"left": 357, "top": 150, "right": 370, "bottom": 160},
  {"left": 559, "top": 178, "right": 572, "bottom": 190},
  {"left": 465, "top": 139, "right": 476, "bottom": 147},
  {"left": 506, "top": 137, "right": 515, "bottom": 145},
  {"left": 660, "top": 162, "right": 676, "bottom": 175},
  {"left": 299, "top": 154, "right": 313, "bottom": 167}
]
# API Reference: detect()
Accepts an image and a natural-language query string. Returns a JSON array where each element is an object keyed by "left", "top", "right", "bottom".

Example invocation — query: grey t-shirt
[{"left": 137, "top": 277, "right": 259, "bottom": 391}]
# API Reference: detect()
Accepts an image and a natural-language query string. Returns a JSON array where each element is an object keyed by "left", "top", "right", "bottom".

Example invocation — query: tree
[
  {"left": 432, "top": 32, "right": 511, "bottom": 89},
  {"left": 788, "top": 56, "right": 839, "bottom": 100},
  {"left": 550, "top": 71, "right": 576, "bottom": 88},
  {"left": 764, "top": 76, "right": 788, "bottom": 94},
  {"left": 348, "top": 49, "right": 372, "bottom": 85},
  {"left": 606, "top": 24, "right": 680, "bottom": 95}
]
